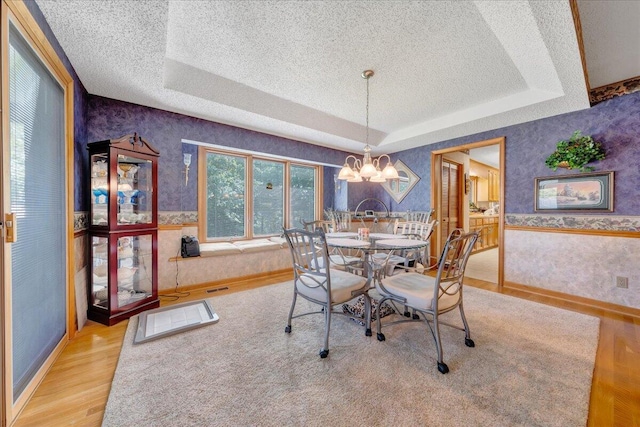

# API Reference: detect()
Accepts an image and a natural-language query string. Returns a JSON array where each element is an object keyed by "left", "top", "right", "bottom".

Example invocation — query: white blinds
[{"left": 9, "top": 23, "right": 67, "bottom": 400}]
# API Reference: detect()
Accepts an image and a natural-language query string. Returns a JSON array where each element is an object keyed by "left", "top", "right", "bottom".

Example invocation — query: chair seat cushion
[
  {"left": 297, "top": 269, "right": 366, "bottom": 304},
  {"left": 380, "top": 273, "right": 460, "bottom": 311}
]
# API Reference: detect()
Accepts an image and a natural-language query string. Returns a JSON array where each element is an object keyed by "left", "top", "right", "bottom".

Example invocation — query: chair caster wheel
[
  {"left": 284, "top": 325, "right": 291, "bottom": 333},
  {"left": 377, "top": 333, "right": 386, "bottom": 341},
  {"left": 319, "top": 349, "right": 329, "bottom": 358},
  {"left": 412, "top": 314, "right": 420, "bottom": 320},
  {"left": 437, "top": 362, "right": 449, "bottom": 374},
  {"left": 404, "top": 311, "right": 411, "bottom": 318},
  {"left": 365, "top": 328, "right": 372, "bottom": 337},
  {"left": 465, "top": 338, "right": 475, "bottom": 347}
]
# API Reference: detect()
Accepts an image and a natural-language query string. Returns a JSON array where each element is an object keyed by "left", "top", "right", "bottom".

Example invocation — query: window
[
  {"left": 205, "top": 152, "right": 246, "bottom": 238},
  {"left": 290, "top": 164, "right": 316, "bottom": 226},
  {"left": 200, "top": 148, "right": 321, "bottom": 241},
  {"left": 253, "top": 159, "right": 284, "bottom": 236}
]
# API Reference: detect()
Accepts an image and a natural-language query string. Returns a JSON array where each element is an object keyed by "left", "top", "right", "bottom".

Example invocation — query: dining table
[
  {"left": 325, "top": 233, "right": 431, "bottom": 333},
  {"left": 325, "top": 232, "right": 431, "bottom": 289}
]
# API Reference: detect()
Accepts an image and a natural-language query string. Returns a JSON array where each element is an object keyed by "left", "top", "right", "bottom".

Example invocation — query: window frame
[{"left": 198, "top": 146, "right": 322, "bottom": 242}]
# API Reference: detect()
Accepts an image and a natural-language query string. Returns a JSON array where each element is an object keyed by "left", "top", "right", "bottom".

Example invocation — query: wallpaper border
[
  {"left": 74, "top": 211, "right": 198, "bottom": 231},
  {"left": 505, "top": 214, "right": 640, "bottom": 232},
  {"left": 590, "top": 75, "right": 640, "bottom": 106},
  {"left": 78, "top": 211, "right": 640, "bottom": 232}
]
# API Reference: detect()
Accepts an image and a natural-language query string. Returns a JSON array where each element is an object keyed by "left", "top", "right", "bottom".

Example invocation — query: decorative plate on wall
[{"left": 381, "top": 160, "right": 420, "bottom": 203}]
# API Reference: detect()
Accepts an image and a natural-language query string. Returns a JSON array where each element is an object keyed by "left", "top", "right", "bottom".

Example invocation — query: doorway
[{"left": 431, "top": 137, "right": 505, "bottom": 287}]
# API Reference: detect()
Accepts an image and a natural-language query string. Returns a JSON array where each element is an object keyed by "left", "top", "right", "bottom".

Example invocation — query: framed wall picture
[{"left": 534, "top": 171, "right": 614, "bottom": 212}]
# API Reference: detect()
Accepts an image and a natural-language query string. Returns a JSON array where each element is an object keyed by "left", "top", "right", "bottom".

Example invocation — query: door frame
[{"left": 430, "top": 136, "right": 505, "bottom": 288}]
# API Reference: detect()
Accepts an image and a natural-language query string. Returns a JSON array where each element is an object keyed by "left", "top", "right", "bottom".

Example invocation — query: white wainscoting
[{"left": 504, "top": 229, "right": 640, "bottom": 309}]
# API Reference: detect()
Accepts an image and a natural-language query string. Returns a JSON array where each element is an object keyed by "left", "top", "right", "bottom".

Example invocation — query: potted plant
[{"left": 545, "top": 131, "right": 605, "bottom": 172}]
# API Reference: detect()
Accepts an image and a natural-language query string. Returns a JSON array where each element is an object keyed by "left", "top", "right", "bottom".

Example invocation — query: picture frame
[{"left": 534, "top": 171, "right": 614, "bottom": 212}]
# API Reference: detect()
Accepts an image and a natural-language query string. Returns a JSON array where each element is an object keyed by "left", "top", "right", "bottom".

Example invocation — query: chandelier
[{"left": 338, "top": 70, "right": 399, "bottom": 183}]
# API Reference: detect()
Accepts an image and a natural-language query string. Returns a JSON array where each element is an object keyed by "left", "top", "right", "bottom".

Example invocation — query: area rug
[{"left": 103, "top": 282, "right": 599, "bottom": 427}]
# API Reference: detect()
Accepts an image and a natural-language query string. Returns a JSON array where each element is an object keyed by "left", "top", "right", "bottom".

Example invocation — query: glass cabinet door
[
  {"left": 115, "top": 233, "right": 153, "bottom": 309},
  {"left": 117, "top": 154, "right": 153, "bottom": 226},
  {"left": 90, "top": 154, "right": 109, "bottom": 226},
  {"left": 90, "top": 235, "right": 109, "bottom": 308},
  {"left": 90, "top": 152, "right": 154, "bottom": 227},
  {"left": 90, "top": 233, "right": 154, "bottom": 311}
]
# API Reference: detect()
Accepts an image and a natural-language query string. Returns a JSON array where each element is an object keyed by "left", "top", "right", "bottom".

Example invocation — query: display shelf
[{"left": 87, "top": 133, "right": 159, "bottom": 325}]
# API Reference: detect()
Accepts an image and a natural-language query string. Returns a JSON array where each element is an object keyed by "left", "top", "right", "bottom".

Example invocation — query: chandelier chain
[{"left": 366, "top": 75, "right": 370, "bottom": 146}]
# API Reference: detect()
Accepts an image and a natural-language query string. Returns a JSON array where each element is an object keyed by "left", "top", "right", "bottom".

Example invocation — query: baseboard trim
[
  {"left": 503, "top": 281, "right": 640, "bottom": 321},
  {"left": 159, "top": 268, "right": 293, "bottom": 295}
]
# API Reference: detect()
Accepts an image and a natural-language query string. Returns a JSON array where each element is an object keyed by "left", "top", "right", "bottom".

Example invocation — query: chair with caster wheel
[
  {"left": 283, "top": 227, "right": 372, "bottom": 358},
  {"left": 374, "top": 229, "right": 479, "bottom": 373}
]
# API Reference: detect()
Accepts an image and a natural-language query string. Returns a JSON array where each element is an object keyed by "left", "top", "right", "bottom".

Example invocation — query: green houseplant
[{"left": 545, "top": 131, "right": 605, "bottom": 172}]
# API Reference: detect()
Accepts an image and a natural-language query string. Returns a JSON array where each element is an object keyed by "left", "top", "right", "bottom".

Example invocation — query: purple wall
[
  {"left": 363, "top": 91, "right": 640, "bottom": 216},
  {"left": 87, "top": 96, "right": 348, "bottom": 212},
  {"left": 24, "top": 0, "right": 89, "bottom": 211},
  {"left": 88, "top": 91, "right": 640, "bottom": 216}
]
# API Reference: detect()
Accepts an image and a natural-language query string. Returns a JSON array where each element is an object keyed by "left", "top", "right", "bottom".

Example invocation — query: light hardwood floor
[{"left": 13, "top": 273, "right": 640, "bottom": 427}]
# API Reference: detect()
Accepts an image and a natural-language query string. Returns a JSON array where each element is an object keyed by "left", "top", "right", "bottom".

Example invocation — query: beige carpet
[{"left": 103, "top": 282, "right": 599, "bottom": 427}]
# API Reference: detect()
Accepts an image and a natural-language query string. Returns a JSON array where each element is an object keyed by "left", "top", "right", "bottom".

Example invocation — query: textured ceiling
[
  {"left": 35, "top": 0, "right": 599, "bottom": 155},
  {"left": 577, "top": 0, "right": 640, "bottom": 88}
]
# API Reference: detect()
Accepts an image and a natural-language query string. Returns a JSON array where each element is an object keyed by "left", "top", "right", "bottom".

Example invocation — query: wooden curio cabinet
[{"left": 87, "top": 133, "right": 160, "bottom": 325}]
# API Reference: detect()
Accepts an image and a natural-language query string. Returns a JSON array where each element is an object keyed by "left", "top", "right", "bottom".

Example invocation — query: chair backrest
[
  {"left": 331, "top": 211, "right": 352, "bottom": 232},
  {"left": 395, "top": 219, "right": 437, "bottom": 240},
  {"left": 432, "top": 229, "right": 479, "bottom": 310},
  {"left": 283, "top": 227, "right": 331, "bottom": 292},
  {"left": 404, "top": 210, "right": 433, "bottom": 223},
  {"left": 301, "top": 219, "right": 333, "bottom": 233}
]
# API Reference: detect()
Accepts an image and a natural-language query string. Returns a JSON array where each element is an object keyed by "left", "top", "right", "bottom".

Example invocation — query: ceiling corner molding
[{"left": 589, "top": 76, "right": 640, "bottom": 106}]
